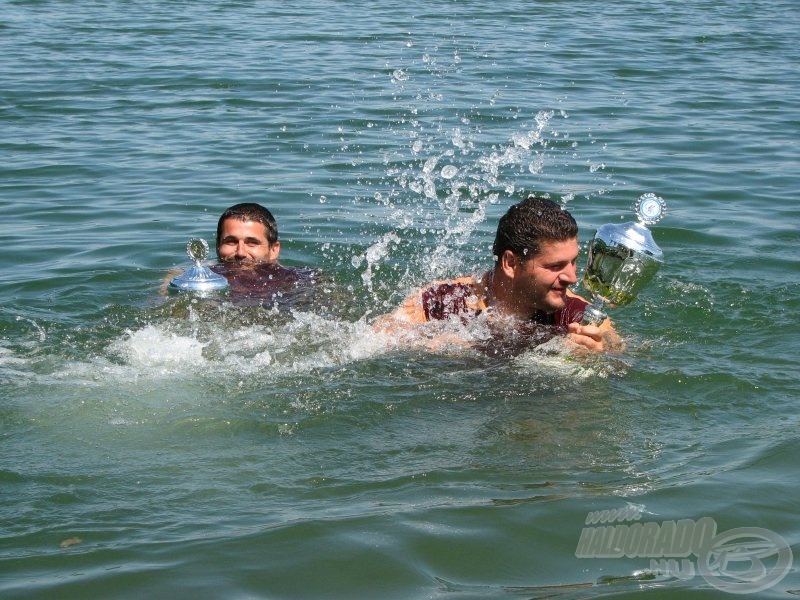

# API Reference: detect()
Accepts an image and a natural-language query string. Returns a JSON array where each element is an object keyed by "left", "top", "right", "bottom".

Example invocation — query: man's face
[
  {"left": 510, "top": 238, "right": 579, "bottom": 315},
  {"left": 217, "top": 219, "right": 280, "bottom": 263}
]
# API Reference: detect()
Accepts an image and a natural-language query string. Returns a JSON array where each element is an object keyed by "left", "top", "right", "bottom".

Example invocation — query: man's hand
[
  {"left": 566, "top": 321, "right": 625, "bottom": 353},
  {"left": 160, "top": 267, "right": 182, "bottom": 295}
]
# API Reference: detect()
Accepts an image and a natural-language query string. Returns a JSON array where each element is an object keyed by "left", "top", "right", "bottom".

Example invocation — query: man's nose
[
  {"left": 561, "top": 263, "right": 578, "bottom": 284},
  {"left": 236, "top": 241, "right": 248, "bottom": 257}
]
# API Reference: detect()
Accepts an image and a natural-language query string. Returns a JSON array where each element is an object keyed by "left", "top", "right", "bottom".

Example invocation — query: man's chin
[
  {"left": 221, "top": 257, "right": 255, "bottom": 264},
  {"left": 546, "top": 291, "right": 568, "bottom": 311}
]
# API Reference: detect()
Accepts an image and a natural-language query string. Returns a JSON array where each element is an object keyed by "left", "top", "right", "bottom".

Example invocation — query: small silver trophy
[
  {"left": 169, "top": 238, "right": 229, "bottom": 293},
  {"left": 581, "top": 193, "right": 666, "bottom": 325}
]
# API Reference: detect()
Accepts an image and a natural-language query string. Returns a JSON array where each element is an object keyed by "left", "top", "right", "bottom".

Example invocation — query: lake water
[{"left": 1, "top": 1, "right": 799, "bottom": 598}]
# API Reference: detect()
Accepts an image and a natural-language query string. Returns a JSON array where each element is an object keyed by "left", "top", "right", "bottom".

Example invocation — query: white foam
[
  {"left": 0, "top": 344, "right": 33, "bottom": 384},
  {"left": 111, "top": 324, "right": 209, "bottom": 375},
  {"left": 97, "top": 311, "right": 395, "bottom": 386},
  {"left": 0, "top": 345, "right": 26, "bottom": 367},
  {"left": 513, "top": 343, "right": 606, "bottom": 380}
]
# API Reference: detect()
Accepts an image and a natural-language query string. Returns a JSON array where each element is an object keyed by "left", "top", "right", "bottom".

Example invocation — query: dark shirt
[
  {"left": 419, "top": 280, "right": 590, "bottom": 357},
  {"left": 420, "top": 281, "right": 588, "bottom": 326},
  {"left": 210, "top": 262, "right": 319, "bottom": 308},
  {"left": 421, "top": 282, "right": 475, "bottom": 321}
]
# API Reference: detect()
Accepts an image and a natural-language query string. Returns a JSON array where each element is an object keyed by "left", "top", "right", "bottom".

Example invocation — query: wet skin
[{"left": 217, "top": 219, "right": 280, "bottom": 263}]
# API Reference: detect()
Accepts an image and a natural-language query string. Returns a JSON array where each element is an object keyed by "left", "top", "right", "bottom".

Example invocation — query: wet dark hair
[
  {"left": 492, "top": 196, "right": 578, "bottom": 261},
  {"left": 216, "top": 203, "right": 279, "bottom": 251}
]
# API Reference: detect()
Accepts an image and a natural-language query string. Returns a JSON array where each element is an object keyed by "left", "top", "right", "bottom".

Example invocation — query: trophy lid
[
  {"left": 595, "top": 194, "right": 666, "bottom": 261},
  {"left": 169, "top": 238, "right": 229, "bottom": 292}
]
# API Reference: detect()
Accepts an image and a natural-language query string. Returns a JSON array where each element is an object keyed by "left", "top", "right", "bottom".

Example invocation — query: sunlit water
[{"left": 2, "top": 1, "right": 799, "bottom": 598}]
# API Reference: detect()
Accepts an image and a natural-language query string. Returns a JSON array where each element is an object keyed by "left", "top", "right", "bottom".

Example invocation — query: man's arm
[
  {"left": 159, "top": 267, "right": 183, "bottom": 295},
  {"left": 372, "top": 289, "right": 427, "bottom": 334},
  {"left": 372, "top": 285, "right": 477, "bottom": 352}
]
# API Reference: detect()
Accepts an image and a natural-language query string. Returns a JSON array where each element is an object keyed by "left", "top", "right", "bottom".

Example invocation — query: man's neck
[
  {"left": 485, "top": 266, "right": 554, "bottom": 321},
  {"left": 484, "top": 268, "right": 522, "bottom": 318}
]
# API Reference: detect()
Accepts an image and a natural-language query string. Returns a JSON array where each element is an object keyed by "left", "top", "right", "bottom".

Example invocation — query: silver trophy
[
  {"left": 169, "top": 238, "right": 229, "bottom": 293},
  {"left": 581, "top": 194, "right": 666, "bottom": 325}
]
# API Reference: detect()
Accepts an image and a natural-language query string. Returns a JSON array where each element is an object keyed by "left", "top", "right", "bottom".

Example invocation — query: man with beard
[
  {"left": 165, "top": 203, "right": 318, "bottom": 307},
  {"left": 374, "top": 196, "right": 622, "bottom": 354}
]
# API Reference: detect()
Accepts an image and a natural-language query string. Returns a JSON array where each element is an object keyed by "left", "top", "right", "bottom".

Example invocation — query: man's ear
[
  {"left": 269, "top": 240, "right": 281, "bottom": 262},
  {"left": 499, "top": 250, "right": 519, "bottom": 278}
]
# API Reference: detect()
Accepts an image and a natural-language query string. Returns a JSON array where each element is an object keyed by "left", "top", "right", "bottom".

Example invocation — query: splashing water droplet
[
  {"left": 441, "top": 165, "right": 458, "bottom": 179},
  {"left": 423, "top": 156, "right": 438, "bottom": 174}
]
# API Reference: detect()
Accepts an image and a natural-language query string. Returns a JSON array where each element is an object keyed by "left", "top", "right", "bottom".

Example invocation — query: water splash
[
  {"left": 356, "top": 232, "right": 401, "bottom": 293},
  {"left": 343, "top": 95, "right": 604, "bottom": 307},
  {"left": 111, "top": 324, "right": 209, "bottom": 375}
]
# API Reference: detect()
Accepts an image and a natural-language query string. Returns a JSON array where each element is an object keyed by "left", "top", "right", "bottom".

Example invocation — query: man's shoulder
[{"left": 420, "top": 275, "right": 484, "bottom": 321}]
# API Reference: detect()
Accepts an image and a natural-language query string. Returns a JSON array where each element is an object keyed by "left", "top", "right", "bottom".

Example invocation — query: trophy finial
[
  {"left": 187, "top": 237, "right": 209, "bottom": 263},
  {"left": 635, "top": 193, "right": 667, "bottom": 226}
]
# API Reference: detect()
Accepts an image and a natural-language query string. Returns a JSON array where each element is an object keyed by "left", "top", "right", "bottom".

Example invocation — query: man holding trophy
[{"left": 376, "top": 194, "right": 664, "bottom": 354}]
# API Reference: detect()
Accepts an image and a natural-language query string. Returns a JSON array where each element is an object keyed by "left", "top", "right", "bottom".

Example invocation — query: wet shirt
[
  {"left": 393, "top": 276, "right": 591, "bottom": 357},
  {"left": 395, "top": 276, "right": 487, "bottom": 324},
  {"left": 421, "top": 282, "right": 478, "bottom": 321},
  {"left": 210, "top": 262, "right": 320, "bottom": 308},
  {"left": 418, "top": 277, "right": 588, "bottom": 327}
]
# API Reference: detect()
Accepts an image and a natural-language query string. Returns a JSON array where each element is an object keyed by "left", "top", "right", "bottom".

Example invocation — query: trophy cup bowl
[
  {"left": 581, "top": 194, "right": 666, "bottom": 325},
  {"left": 169, "top": 238, "right": 229, "bottom": 294}
]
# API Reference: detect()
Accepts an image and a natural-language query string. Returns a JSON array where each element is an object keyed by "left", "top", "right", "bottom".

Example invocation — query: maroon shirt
[
  {"left": 210, "top": 262, "right": 319, "bottom": 307},
  {"left": 418, "top": 280, "right": 591, "bottom": 356},
  {"left": 420, "top": 281, "right": 588, "bottom": 326}
]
